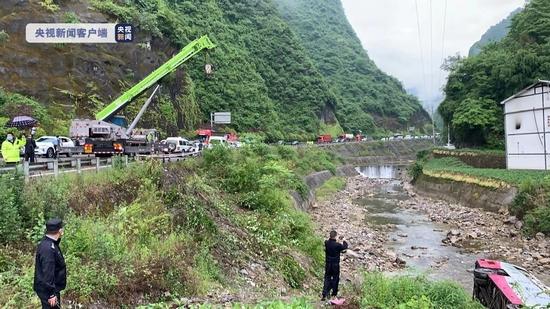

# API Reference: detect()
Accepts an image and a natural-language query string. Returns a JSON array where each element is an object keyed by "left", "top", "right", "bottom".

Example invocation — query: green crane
[
  {"left": 70, "top": 35, "right": 216, "bottom": 155},
  {"left": 95, "top": 35, "right": 216, "bottom": 121}
]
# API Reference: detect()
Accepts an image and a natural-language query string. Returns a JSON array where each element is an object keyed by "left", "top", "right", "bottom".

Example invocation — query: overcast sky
[{"left": 341, "top": 0, "right": 525, "bottom": 111}]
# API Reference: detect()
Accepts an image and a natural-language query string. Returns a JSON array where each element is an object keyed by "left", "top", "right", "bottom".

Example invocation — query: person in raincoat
[{"left": 1, "top": 132, "right": 25, "bottom": 164}]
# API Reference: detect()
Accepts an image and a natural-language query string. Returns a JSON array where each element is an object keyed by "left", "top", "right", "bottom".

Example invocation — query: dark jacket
[
  {"left": 25, "top": 137, "right": 37, "bottom": 155},
  {"left": 325, "top": 238, "right": 348, "bottom": 264},
  {"left": 33, "top": 236, "right": 67, "bottom": 299}
]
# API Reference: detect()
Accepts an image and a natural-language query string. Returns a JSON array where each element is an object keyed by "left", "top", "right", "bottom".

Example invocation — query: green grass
[
  {"left": 315, "top": 177, "right": 346, "bottom": 202},
  {"left": 424, "top": 157, "right": 549, "bottom": 186},
  {"left": 140, "top": 297, "right": 314, "bottom": 308},
  {"left": 433, "top": 148, "right": 505, "bottom": 156},
  {"left": 319, "top": 122, "right": 344, "bottom": 138},
  {"left": 361, "top": 273, "right": 483, "bottom": 309},
  {"left": 421, "top": 157, "right": 550, "bottom": 235}
]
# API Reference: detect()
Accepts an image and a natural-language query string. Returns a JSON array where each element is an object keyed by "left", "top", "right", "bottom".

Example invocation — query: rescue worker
[
  {"left": 1, "top": 132, "right": 25, "bottom": 164},
  {"left": 321, "top": 230, "right": 348, "bottom": 301},
  {"left": 54, "top": 136, "right": 61, "bottom": 158},
  {"left": 24, "top": 133, "right": 37, "bottom": 163},
  {"left": 33, "top": 218, "right": 66, "bottom": 309}
]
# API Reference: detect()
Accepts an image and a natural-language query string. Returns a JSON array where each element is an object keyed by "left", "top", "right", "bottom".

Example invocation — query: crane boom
[{"left": 95, "top": 35, "right": 216, "bottom": 121}]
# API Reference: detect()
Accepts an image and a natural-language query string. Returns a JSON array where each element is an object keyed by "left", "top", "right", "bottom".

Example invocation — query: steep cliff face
[
  {"left": 1, "top": 1, "right": 161, "bottom": 108},
  {"left": 274, "top": 0, "right": 431, "bottom": 132},
  {"left": 0, "top": 0, "right": 428, "bottom": 139}
]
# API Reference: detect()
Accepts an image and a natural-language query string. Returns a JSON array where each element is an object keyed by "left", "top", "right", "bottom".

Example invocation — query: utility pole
[
  {"left": 431, "top": 105, "right": 436, "bottom": 145},
  {"left": 447, "top": 124, "right": 451, "bottom": 145}
]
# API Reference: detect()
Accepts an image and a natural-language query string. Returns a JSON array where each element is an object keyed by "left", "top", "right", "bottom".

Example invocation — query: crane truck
[{"left": 70, "top": 35, "right": 216, "bottom": 156}]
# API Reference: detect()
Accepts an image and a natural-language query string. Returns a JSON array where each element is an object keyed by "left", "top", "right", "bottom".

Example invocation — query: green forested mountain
[
  {"left": 468, "top": 8, "right": 522, "bottom": 57},
  {"left": 0, "top": 0, "right": 428, "bottom": 140},
  {"left": 439, "top": 0, "right": 550, "bottom": 147},
  {"left": 274, "top": 0, "right": 430, "bottom": 133}
]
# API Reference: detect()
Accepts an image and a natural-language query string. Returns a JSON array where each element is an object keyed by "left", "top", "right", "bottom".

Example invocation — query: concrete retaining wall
[
  {"left": 414, "top": 174, "right": 517, "bottom": 212},
  {"left": 292, "top": 165, "right": 359, "bottom": 210},
  {"left": 432, "top": 150, "right": 506, "bottom": 169}
]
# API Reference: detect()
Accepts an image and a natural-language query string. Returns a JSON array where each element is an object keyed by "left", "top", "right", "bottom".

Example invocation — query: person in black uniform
[
  {"left": 33, "top": 219, "right": 66, "bottom": 308},
  {"left": 322, "top": 230, "right": 348, "bottom": 301},
  {"left": 24, "top": 133, "right": 37, "bottom": 163}
]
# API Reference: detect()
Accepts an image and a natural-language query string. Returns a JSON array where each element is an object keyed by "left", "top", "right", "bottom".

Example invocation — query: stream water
[{"left": 356, "top": 165, "right": 476, "bottom": 290}]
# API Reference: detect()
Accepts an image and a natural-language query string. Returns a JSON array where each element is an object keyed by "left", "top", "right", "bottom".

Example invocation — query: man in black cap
[
  {"left": 321, "top": 230, "right": 348, "bottom": 301},
  {"left": 33, "top": 218, "right": 66, "bottom": 308}
]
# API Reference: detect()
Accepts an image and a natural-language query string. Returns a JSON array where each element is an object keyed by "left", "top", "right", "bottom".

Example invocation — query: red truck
[{"left": 317, "top": 134, "right": 332, "bottom": 143}]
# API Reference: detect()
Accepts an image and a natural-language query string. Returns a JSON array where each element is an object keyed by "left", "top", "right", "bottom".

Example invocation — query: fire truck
[{"left": 317, "top": 134, "right": 332, "bottom": 143}]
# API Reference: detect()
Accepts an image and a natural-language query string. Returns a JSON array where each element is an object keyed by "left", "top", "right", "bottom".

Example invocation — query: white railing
[{"left": 0, "top": 151, "right": 201, "bottom": 181}]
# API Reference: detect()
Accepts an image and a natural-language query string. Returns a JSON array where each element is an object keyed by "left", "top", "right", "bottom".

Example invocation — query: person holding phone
[{"left": 321, "top": 230, "right": 348, "bottom": 301}]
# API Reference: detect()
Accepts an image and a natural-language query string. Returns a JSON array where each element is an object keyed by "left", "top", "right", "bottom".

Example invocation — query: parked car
[
  {"left": 164, "top": 137, "right": 195, "bottom": 153},
  {"left": 35, "top": 136, "right": 75, "bottom": 158},
  {"left": 229, "top": 141, "right": 242, "bottom": 148},
  {"left": 207, "top": 136, "right": 228, "bottom": 148}
]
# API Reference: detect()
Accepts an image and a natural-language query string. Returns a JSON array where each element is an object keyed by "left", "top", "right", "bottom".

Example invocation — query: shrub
[
  {"left": 361, "top": 273, "right": 483, "bottom": 309},
  {"left": 416, "top": 149, "right": 430, "bottom": 161},
  {"left": 510, "top": 179, "right": 539, "bottom": 218},
  {"left": 524, "top": 206, "right": 550, "bottom": 235},
  {"left": 315, "top": 177, "right": 346, "bottom": 202},
  {"left": 63, "top": 12, "right": 80, "bottom": 23},
  {"left": 39, "top": 0, "right": 59, "bottom": 12},
  {"left": 0, "top": 30, "right": 9, "bottom": 44},
  {"left": 408, "top": 161, "right": 424, "bottom": 182},
  {"left": 0, "top": 174, "right": 24, "bottom": 243},
  {"left": 276, "top": 256, "right": 306, "bottom": 288},
  {"left": 22, "top": 176, "right": 71, "bottom": 227}
]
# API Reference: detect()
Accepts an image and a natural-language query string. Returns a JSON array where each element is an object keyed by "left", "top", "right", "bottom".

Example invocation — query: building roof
[{"left": 500, "top": 80, "right": 550, "bottom": 105}]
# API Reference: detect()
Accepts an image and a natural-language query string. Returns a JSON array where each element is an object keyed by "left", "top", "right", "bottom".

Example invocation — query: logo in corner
[{"left": 115, "top": 24, "right": 133, "bottom": 42}]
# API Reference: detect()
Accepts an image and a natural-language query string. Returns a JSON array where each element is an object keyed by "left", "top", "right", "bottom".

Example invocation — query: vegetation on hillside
[
  {"left": 67, "top": 0, "right": 342, "bottom": 141},
  {"left": 314, "top": 177, "right": 346, "bottom": 202},
  {"left": 468, "top": 7, "right": 522, "bottom": 57},
  {"left": 439, "top": 0, "right": 549, "bottom": 148},
  {"left": 0, "top": 0, "right": 430, "bottom": 139},
  {"left": 0, "top": 88, "right": 65, "bottom": 136},
  {"left": 422, "top": 157, "right": 547, "bottom": 186},
  {"left": 0, "top": 145, "right": 338, "bottom": 307},
  {"left": 511, "top": 179, "right": 550, "bottom": 235},
  {"left": 274, "top": 0, "right": 430, "bottom": 133}
]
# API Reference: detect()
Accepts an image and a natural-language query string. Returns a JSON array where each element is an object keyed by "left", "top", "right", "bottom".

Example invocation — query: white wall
[
  {"left": 507, "top": 155, "right": 546, "bottom": 170},
  {"left": 504, "top": 85, "right": 550, "bottom": 170}
]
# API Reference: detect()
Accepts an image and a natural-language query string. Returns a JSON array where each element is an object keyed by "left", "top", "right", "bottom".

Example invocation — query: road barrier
[{"left": 0, "top": 151, "right": 201, "bottom": 181}]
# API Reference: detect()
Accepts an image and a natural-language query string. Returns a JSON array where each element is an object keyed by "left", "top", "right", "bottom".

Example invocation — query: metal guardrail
[{"left": 0, "top": 151, "right": 201, "bottom": 181}]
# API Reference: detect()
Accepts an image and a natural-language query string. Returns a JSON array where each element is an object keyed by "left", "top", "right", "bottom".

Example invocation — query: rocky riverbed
[
  {"left": 311, "top": 171, "right": 550, "bottom": 292},
  {"left": 401, "top": 178, "right": 550, "bottom": 284},
  {"left": 309, "top": 176, "right": 407, "bottom": 283}
]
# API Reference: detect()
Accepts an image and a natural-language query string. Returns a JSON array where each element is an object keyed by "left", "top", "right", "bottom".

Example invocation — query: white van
[
  {"left": 164, "top": 137, "right": 195, "bottom": 153},
  {"left": 207, "top": 136, "right": 228, "bottom": 148}
]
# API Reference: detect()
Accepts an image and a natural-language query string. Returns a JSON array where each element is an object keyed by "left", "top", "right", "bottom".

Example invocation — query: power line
[
  {"left": 429, "top": 0, "right": 433, "bottom": 111},
  {"left": 414, "top": 0, "right": 427, "bottom": 107},
  {"left": 438, "top": 0, "right": 448, "bottom": 97}
]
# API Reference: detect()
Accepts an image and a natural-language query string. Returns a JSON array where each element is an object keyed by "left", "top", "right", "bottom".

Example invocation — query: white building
[{"left": 501, "top": 80, "right": 550, "bottom": 170}]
